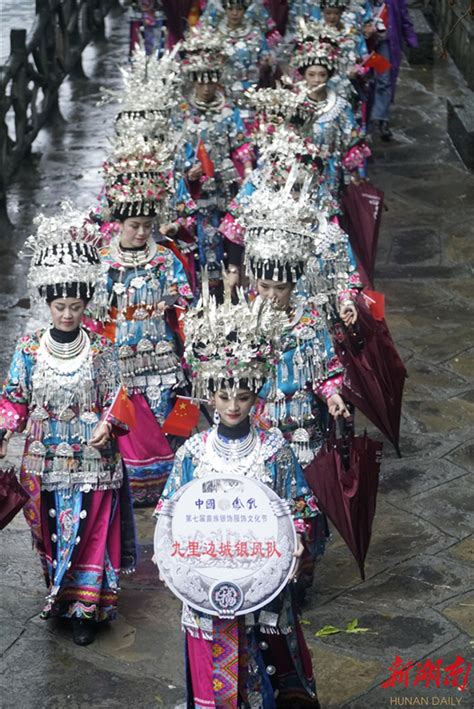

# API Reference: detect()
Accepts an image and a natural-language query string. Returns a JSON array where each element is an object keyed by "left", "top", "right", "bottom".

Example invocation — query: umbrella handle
[
  {"left": 325, "top": 416, "right": 355, "bottom": 443},
  {"left": 339, "top": 416, "right": 355, "bottom": 437}
]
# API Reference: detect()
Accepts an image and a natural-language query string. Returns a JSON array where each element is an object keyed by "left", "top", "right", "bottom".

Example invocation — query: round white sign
[{"left": 154, "top": 474, "right": 297, "bottom": 618}]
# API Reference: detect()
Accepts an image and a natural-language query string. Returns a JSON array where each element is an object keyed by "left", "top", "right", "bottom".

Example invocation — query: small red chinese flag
[
  {"left": 196, "top": 141, "right": 215, "bottom": 178},
  {"left": 364, "top": 289, "right": 385, "bottom": 321},
  {"left": 162, "top": 397, "right": 201, "bottom": 437},
  {"left": 364, "top": 51, "right": 391, "bottom": 74},
  {"left": 377, "top": 3, "right": 389, "bottom": 28},
  {"left": 108, "top": 385, "right": 136, "bottom": 429}
]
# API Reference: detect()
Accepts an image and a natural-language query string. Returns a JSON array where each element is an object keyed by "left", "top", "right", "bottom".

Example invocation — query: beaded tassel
[
  {"left": 81, "top": 446, "right": 105, "bottom": 479},
  {"left": 24, "top": 440, "right": 47, "bottom": 475}
]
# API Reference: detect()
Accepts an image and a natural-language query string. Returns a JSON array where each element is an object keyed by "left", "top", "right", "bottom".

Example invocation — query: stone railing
[
  {"left": 426, "top": 0, "right": 474, "bottom": 87},
  {"left": 0, "top": 0, "right": 121, "bottom": 225}
]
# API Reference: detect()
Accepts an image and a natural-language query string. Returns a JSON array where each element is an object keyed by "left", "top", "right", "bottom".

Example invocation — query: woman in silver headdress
[
  {"left": 174, "top": 26, "right": 254, "bottom": 299},
  {"left": 238, "top": 181, "right": 352, "bottom": 598},
  {"left": 202, "top": 0, "right": 275, "bottom": 108},
  {"left": 291, "top": 32, "right": 369, "bottom": 215},
  {"left": 314, "top": 2, "right": 368, "bottom": 105},
  {"left": 98, "top": 152, "right": 193, "bottom": 506},
  {"left": 154, "top": 290, "right": 321, "bottom": 708},
  {"left": 0, "top": 204, "right": 136, "bottom": 646}
]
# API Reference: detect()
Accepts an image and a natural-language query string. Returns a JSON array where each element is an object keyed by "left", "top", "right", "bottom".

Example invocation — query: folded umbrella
[
  {"left": 304, "top": 420, "right": 382, "bottom": 580},
  {"left": 335, "top": 295, "right": 406, "bottom": 456},
  {"left": 0, "top": 466, "right": 29, "bottom": 530},
  {"left": 341, "top": 181, "right": 384, "bottom": 286}
]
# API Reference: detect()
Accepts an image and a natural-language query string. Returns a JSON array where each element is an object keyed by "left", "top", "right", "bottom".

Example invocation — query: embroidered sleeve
[
  {"left": 171, "top": 252, "right": 193, "bottom": 305},
  {"left": 0, "top": 337, "right": 35, "bottom": 432},
  {"left": 269, "top": 441, "right": 320, "bottom": 524},
  {"left": 314, "top": 357, "right": 344, "bottom": 400},
  {"left": 153, "top": 445, "right": 195, "bottom": 517}
]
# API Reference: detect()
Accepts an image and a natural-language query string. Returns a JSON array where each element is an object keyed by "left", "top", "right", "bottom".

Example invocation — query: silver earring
[{"left": 213, "top": 410, "right": 220, "bottom": 425}]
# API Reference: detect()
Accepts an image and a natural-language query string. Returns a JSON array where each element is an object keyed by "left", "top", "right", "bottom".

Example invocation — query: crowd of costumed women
[{"left": 0, "top": 1, "right": 416, "bottom": 706}]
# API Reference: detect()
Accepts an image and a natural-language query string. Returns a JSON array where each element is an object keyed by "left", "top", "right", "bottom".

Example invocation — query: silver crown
[
  {"left": 183, "top": 277, "right": 289, "bottom": 400},
  {"left": 21, "top": 200, "right": 103, "bottom": 303},
  {"left": 238, "top": 168, "right": 318, "bottom": 282}
]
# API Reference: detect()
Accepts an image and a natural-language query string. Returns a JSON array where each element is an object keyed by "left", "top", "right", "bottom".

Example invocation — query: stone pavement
[{"left": 0, "top": 14, "right": 473, "bottom": 709}]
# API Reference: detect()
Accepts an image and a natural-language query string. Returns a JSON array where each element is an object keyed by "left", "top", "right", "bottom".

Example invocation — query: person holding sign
[{"left": 154, "top": 286, "right": 321, "bottom": 708}]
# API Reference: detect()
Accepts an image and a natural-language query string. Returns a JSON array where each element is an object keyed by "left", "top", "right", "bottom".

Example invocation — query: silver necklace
[
  {"left": 111, "top": 238, "right": 157, "bottom": 268},
  {"left": 211, "top": 426, "right": 258, "bottom": 461},
  {"left": 44, "top": 327, "right": 88, "bottom": 360},
  {"left": 34, "top": 329, "right": 93, "bottom": 401},
  {"left": 197, "top": 426, "right": 266, "bottom": 479}
]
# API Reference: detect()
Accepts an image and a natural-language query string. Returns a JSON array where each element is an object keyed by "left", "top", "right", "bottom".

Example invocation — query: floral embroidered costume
[
  {"left": 0, "top": 204, "right": 136, "bottom": 632},
  {"left": 154, "top": 291, "right": 321, "bottom": 708}
]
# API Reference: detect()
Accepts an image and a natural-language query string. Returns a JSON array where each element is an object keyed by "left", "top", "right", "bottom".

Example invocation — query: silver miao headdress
[
  {"left": 183, "top": 276, "right": 289, "bottom": 399},
  {"left": 100, "top": 44, "right": 182, "bottom": 141},
  {"left": 102, "top": 130, "right": 175, "bottom": 219},
  {"left": 238, "top": 167, "right": 318, "bottom": 282},
  {"left": 320, "top": 0, "right": 347, "bottom": 8},
  {"left": 179, "top": 26, "right": 229, "bottom": 83},
  {"left": 291, "top": 19, "right": 341, "bottom": 73},
  {"left": 22, "top": 201, "right": 103, "bottom": 304},
  {"left": 244, "top": 84, "right": 307, "bottom": 123}
]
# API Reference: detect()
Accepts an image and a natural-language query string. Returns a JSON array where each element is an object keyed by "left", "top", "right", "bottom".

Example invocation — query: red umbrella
[
  {"left": 341, "top": 181, "right": 384, "bottom": 286},
  {"left": 161, "top": 0, "right": 194, "bottom": 44},
  {"left": 0, "top": 466, "right": 29, "bottom": 530},
  {"left": 304, "top": 421, "right": 382, "bottom": 580},
  {"left": 265, "top": 0, "right": 289, "bottom": 35},
  {"left": 335, "top": 294, "right": 406, "bottom": 456}
]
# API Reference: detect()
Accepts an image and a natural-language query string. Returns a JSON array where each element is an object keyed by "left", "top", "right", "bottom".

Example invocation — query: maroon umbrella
[
  {"left": 265, "top": 0, "right": 289, "bottom": 35},
  {"left": 335, "top": 294, "right": 406, "bottom": 456},
  {"left": 341, "top": 181, "right": 384, "bottom": 287},
  {"left": 0, "top": 466, "right": 29, "bottom": 530},
  {"left": 161, "top": 0, "right": 194, "bottom": 44},
  {"left": 304, "top": 421, "right": 382, "bottom": 580}
]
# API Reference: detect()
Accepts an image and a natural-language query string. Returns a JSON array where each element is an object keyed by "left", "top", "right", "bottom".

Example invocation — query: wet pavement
[{"left": 1, "top": 14, "right": 473, "bottom": 709}]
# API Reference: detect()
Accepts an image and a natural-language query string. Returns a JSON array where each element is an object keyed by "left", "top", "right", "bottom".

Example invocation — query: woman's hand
[
  {"left": 327, "top": 393, "right": 351, "bottom": 419},
  {"left": 159, "top": 223, "right": 178, "bottom": 237},
  {"left": 0, "top": 439, "right": 9, "bottom": 459},
  {"left": 291, "top": 534, "right": 305, "bottom": 581},
  {"left": 187, "top": 164, "right": 203, "bottom": 181},
  {"left": 225, "top": 266, "right": 240, "bottom": 289},
  {"left": 339, "top": 301, "right": 358, "bottom": 326},
  {"left": 89, "top": 422, "right": 111, "bottom": 450}
]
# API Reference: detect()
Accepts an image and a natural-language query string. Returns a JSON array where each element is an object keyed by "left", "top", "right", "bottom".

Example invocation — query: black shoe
[
  {"left": 72, "top": 618, "right": 97, "bottom": 646},
  {"left": 379, "top": 120, "right": 393, "bottom": 141}
]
